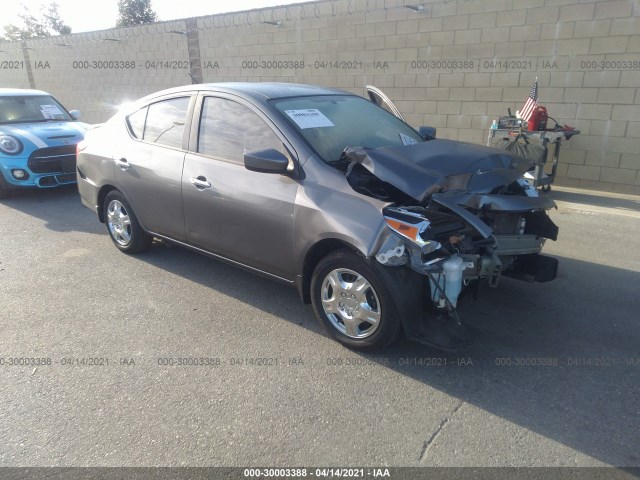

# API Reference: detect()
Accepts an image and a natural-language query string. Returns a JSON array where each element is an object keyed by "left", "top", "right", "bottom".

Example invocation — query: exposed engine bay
[{"left": 336, "top": 139, "right": 560, "bottom": 347}]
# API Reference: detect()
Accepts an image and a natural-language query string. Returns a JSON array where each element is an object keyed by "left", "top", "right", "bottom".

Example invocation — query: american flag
[{"left": 518, "top": 78, "right": 539, "bottom": 122}]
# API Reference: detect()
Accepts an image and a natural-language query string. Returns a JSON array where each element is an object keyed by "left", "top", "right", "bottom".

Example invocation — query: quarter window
[
  {"left": 126, "top": 107, "right": 147, "bottom": 139},
  {"left": 143, "top": 97, "right": 190, "bottom": 149},
  {"left": 198, "top": 97, "right": 285, "bottom": 163}
]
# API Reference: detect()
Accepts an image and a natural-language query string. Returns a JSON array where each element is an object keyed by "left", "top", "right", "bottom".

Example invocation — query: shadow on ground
[
  {"left": 135, "top": 239, "right": 640, "bottom": 467},
  {"left": 0, "top": 185, "right": 100, "bottom": 234},
  {"left": 3, "top": 186, "right": 639, "bottom": 467}
]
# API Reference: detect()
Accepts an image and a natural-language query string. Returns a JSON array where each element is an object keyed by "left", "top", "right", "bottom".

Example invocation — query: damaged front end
[{"left": 343, "top": 140, "right": 560, "bottom": 348}]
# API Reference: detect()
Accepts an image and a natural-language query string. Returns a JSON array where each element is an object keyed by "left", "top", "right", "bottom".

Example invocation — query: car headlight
[
  {"left": 0, "top": 135, "right": 23, "bottom": 155},
  {"left": 383, "top": 207, "right": 441, "bottom": 254}
]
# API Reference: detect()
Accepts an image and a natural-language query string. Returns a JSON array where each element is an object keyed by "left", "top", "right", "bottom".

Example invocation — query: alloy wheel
[{"left": 107, "top": 199, "right": 132, "bottom": 246}]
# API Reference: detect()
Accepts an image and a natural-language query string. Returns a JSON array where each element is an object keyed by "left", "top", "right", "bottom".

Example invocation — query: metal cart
[{"left": 487, "top": 129, "right": 580, "bottom": 191}]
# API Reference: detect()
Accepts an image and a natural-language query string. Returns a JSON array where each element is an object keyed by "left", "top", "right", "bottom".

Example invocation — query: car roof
[
  {"left": 0, "top": 88, "right": 50, "bottom": 97},
  {"left": 201, "top": 82, "right": 352, "bottom": 99},
  {"left": 137, "top": 82, "right": 355, "bottom": 106}
]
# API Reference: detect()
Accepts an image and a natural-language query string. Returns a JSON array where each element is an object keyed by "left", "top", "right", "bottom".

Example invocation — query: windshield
[
  {"left": 0, "top": 95, "right": 72, "bottom": 124},
  {"left": 272, "top": 95, "right": 423, "bottom": 162}
]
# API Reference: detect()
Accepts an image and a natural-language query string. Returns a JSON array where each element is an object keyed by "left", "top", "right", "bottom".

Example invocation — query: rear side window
[
  {"left": 198, "top": 97, "right": 284, "bottom": 163},
  {"left": 143, "top": 97, "right": 190, "bottom": 149}
]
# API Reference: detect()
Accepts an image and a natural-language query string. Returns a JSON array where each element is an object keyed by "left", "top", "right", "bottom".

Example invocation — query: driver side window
[{"left": 198, "top": 97, "right": 287, "bottom": 164}]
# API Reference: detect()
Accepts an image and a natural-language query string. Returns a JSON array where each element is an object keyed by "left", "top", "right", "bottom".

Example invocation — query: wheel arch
[
  {"left": 96, "top": 184, "right": 119, "bottom": 223},
  {"left": 298, "top": 238, "right": 363, "bottom": 304},
  {"left": 302, "top": 238, "right": 429, "bottom": 344}
]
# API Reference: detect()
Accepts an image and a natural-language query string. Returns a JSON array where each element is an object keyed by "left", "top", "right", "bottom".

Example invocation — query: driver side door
[{"left": 181, "top": 95, "right": 299, "bottom": 281}]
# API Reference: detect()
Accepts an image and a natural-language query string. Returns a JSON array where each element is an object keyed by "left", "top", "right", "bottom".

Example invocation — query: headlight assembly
[
  {"left": 0, "top": 135, "right": 23, "bottom": 155},
  {"left": 383, "top": 207, "right": 441, "bottom": 254}
]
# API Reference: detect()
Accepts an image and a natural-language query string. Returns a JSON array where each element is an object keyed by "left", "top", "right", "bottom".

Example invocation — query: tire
[
  {"left": 0, "top": 179, "right": 11, "bottom": 199},
  {"left": 103, "top": 190, "right": 152, "bottom": 254},
  {"left": 311, "top": 249, "right": 401, "bottom": 350}
]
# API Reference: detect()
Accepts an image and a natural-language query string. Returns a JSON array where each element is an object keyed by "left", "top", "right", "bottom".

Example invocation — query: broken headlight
[{"left": 383, "top": 207, "right": 441, "bottom": 254}]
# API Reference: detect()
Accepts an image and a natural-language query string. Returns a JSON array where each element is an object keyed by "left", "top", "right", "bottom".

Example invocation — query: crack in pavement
[{"left": 419, "top": 399, "right": 464, "bottom": 463}]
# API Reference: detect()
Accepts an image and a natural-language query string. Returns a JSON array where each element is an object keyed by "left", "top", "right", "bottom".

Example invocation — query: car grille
[
  {"left": 37, "top": 173, "right": 77, "bottom": 187},
  {"left": 56, "top": 173, "right": 76, "bottom": 184},
  {"left": 28, "top": 145, "right": 77, "bottom": 174}
]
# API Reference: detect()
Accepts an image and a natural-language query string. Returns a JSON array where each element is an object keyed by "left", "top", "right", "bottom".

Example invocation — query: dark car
[{"left": 77, "top": 83, "right": 559, "bottom": 350}]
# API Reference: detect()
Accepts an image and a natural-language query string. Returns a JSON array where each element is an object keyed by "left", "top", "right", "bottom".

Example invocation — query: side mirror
[
  {"left": 69, "top": 110, "right": 82, "bottom": 120},
  {"left": 419, "top": 126, "right": 437, "bottom": 140},
  {"left": 244, "top": 148, "right": 289, "bottom": 174}
]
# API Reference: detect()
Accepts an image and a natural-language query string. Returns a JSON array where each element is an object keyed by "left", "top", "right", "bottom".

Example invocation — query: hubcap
[
  {"left": 321, "top": 268, "right": 381, "bottom": 339},
  {"left": 107, "top": 199, "right": 132, "bottom": 246}
]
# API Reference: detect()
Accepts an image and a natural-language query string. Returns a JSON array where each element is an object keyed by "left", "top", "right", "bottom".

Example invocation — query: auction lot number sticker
[{"left": 285, "top": 109, "right": 335, "bottom": 129}]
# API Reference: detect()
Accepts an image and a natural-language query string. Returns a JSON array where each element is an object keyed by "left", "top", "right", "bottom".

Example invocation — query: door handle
[
  {"left": 190, "top": 176, "right": 211, "bottom": 189},
  {"left": 114, "top": 158, "right": 129, "bottom": 170}
]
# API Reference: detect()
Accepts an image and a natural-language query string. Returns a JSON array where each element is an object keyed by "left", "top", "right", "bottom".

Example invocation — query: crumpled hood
[{"left": 344, "top": 139, "right": 530, "bottom": 202}]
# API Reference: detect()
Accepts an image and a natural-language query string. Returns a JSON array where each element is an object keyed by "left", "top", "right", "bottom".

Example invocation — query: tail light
[{"left": 76, "top": 140, "right": 88, "bottom": 156}]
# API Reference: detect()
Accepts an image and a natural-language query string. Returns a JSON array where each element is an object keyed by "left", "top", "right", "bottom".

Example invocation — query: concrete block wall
[{"left": 1, "top": 0, "right": 639, "bottom": 193}]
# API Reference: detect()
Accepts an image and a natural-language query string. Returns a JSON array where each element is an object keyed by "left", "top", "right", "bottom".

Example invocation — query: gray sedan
[{"left": 77, "top": 83, "right": 558, "bottom": 350}]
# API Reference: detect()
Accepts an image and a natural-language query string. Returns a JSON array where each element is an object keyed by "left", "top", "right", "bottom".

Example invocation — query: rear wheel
[
  {"left": 311, "top": 250, "right": 401, "bottom": 350},
  {"left": 104, "top": 190, "right": 152, "bottom": 254}
]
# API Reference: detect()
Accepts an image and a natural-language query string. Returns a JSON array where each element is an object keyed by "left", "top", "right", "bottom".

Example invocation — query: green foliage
[
  {"left": 116, "top": 0, "right": 158, "bottom": 27},
  {"left": 2, "top": 2, "right": 71, "bottom": 41}
]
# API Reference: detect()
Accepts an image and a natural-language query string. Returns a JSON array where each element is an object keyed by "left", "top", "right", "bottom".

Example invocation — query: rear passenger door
[
  {"left": 116, "top": 95, "right": 194, "bottom": 240},
  {"left": 182, "top": 94, "right": 298, "bottom": 280}
]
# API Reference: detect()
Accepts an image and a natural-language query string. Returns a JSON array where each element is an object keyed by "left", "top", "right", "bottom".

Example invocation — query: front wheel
[
  {"left": 0, "top": 182, "right": 11, "bottom": 199},
  {"left": 311, "top": 250, "right": 401, "bottom": 350},
  {"left": 103, "top": 190, "right": 152, "bottom": 254}
]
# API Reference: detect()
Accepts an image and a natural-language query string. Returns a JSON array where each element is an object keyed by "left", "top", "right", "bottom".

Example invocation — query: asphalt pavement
[{"left": 0, "top": 184, "right": 638, "bottom": 469}]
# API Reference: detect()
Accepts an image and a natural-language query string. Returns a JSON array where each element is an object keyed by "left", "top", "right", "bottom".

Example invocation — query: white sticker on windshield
[
  {"left": 40, "top": 104, "right": 65, "bottom": 119},
  {"left": 285, "top": 109, "right": 334, "bottom": 129},
  {"left": 399, "top": 133, "right": 417, "bottom": 146}
]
